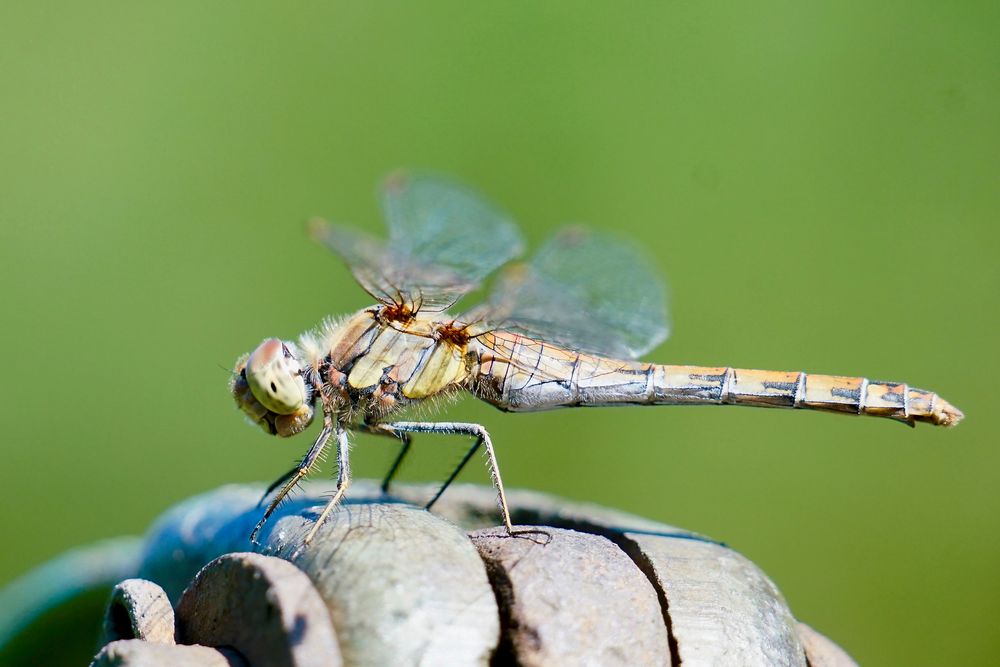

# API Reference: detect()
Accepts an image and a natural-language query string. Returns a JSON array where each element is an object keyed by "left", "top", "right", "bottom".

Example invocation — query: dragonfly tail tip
[{"left": 934, "top": 398, "right": 964, "bottom": 427}]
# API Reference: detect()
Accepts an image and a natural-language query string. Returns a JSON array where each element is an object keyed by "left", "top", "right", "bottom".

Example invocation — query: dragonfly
[{"left": 231, "top": 171, "right": 963, "bottom": 545}]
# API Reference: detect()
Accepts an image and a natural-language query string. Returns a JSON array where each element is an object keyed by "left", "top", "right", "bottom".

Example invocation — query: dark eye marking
[{"left": 270, "top": 382, "right": 278, "bottom": 393}]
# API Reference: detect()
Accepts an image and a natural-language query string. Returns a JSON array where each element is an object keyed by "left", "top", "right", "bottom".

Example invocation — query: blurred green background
[{"left": 1, "top": 2, "right": 997, "bottom": 664}]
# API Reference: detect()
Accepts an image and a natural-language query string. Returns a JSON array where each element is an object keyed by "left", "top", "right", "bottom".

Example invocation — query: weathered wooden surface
[
  {"left": 626, "top": 533, "right": 804, "bottom": 667},
  {"left": 137, "top": 484, "right": 267, "bottom": 602},
  {"left": 102, "top": 578, "right": 175, "bottom": 645},
  {"left": 798, "top": 622, "right": 861, "bottom": 667},
  {"left": 91, "top": 639, "right": 246, "bottom": 666},
  {"left": 472, "top": 525, "right": 671, "bottom": 666},
  {"left": 176, "top": 552, "right": 341, "bottom": 667},
  {"left": 0, "top": 480, "right": 860, "bottom": 666},
  {"left": 263, "top": 502, "right": 500, "bottom": 667},
  {"left": 120, "top": 481, "right": 854, "bottom": 665},
  {"left": 391, "top": 482, "right": 698, "bottom": 536},
  {"left": 399, "top": 482, "right": 808, "bottom": 665}
]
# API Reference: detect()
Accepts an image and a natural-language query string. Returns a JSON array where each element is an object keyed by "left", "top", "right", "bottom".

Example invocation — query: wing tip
[
  {"left": 382, "top": 169, "right": 410, "bottom": 194},
  {"left": 306, "top": 217, "right": 330, "bottom": 240}
]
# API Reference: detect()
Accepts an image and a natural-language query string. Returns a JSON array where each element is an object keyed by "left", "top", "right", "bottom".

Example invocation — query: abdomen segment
[
  {"left": 649, "top": 365, "right": 962, "bottom": 426},
  {"left": 470, "top": 334, "right": 962, "bottom": 427}
]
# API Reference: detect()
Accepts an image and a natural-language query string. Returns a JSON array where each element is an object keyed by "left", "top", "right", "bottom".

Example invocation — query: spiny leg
[
  {"left": 257, "top": 465, "right": 299, "bottom": 508},
  {"left": 250, "top": 421, "right": 332, "bottom": 545},
  {"left": 251, "top": 370, "right": 336, "bottom": 544},
  {"left": 353, "top": 422, "right": 414, "bottom": 493},
  {"left": 303, "top": 421, "right": 351, "bottom": 545},
  {"left": 375, "top": 421, "right": 514, "bottom": 534}
]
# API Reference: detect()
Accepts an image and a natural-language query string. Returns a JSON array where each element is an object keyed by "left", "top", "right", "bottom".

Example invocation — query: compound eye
[{"left": 245, "top": 338, "right": 307, "bottom": 415}]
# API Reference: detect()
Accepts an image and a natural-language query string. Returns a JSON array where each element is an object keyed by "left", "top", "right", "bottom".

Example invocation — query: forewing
[
  {"left": 313, "top": 172, "right": 524, "bottom": 311},
  {"left": 310, "top": 221, "right": 471, "bottom": 307},
  {"left": 479, "top": 227, "right": 669, "bottom": 359},
  {"left": 379, "top": 171, "right": 524, "bottom": 309}
]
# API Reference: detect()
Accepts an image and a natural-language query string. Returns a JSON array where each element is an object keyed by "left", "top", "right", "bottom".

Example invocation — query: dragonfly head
[{"left": 230, "top": 338, "right": 314, "bottom": 437}]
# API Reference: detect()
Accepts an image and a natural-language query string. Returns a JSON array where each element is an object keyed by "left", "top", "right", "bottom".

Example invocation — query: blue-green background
[{"left": 1, "top": 3, "right": 997, "bottom": 664}]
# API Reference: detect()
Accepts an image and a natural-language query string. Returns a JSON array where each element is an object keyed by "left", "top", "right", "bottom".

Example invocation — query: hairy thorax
[{"left": 301, "top": 308, "right": 479, "bottom": 421}]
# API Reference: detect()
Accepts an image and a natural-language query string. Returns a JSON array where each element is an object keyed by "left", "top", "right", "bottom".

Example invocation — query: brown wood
[
  {"left": 471, "top": 525, "right": 671, "bottom": 666},
  {"left": 399, "top": 482, "right": 809, "bottom": 666},
  {"left": 101, "top": 578, "right": 175, "bottom": 645},
  {"left": 59, "top": 481, "right": 861, "bottom": 666},
  {"left": 176, "top": 552, "right": 340, "bottom": 667},
  {"left": 90, "top": 639, "right": 246, "bottom": 667},
  {"left": 623, "top": 534, "right": 805, "bottom": 667},
  {"left": 264, "top": 501, "right": 500, "bottom": 666},
  {"left": 797, "top": 623, "right": 860, "bottom": 667}
]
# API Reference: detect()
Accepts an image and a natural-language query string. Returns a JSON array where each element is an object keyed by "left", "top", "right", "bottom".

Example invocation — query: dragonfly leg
[
  {"left": 251, "top": 370, "right": 339, "bottom": 545},
  {"left": 375, "top": 421, "right": 514, "bottom": 534},
  {"left": 426, "top": 436, "right": 482, "bottom": 510},
  {"left": 303, "top": 421, "right": 351, "bottom": 545},
  {"left": 250, "top": 420, "right": 333, "bottom": 545},
  {"left": 257, "top": 465, "right": 299, "bottom": 508},
  {"left": 353, "top": 422, "right": 414, "bottom": 493}
]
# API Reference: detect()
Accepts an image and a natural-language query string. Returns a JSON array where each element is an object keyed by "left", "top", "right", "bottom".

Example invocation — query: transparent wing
[
  {"left": 475, "top": 227, "right": 669, "bottom": 359},
  {"left": 309, "top": 221, "right": 472, "bottom": 309},
  {"left": 312, "top": 172, "right": 524, "bottom": 311}
]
